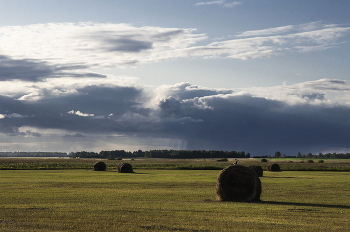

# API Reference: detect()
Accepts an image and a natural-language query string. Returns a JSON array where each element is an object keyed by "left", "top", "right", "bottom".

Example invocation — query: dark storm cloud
[
  {"left": 0, "top": 55, "right": 106, "bottom": 82},
  {"left": 154, "top": 92, "right": 350, "bottom": 155},
  {"left": 1, "top": 81, "right": 350, "bottom": 155},
  {"left": 0, "top": 94, "right": 70, "bottom": 134},
  {"left": 0, "top": 95, "right": 39, "bottom": 117},
  {"left": 159, "top": 97, "right": 182, "bottom": 116},
  {"left": 0, "top": 96, "right": 34, "bottom": 134},
  {"left": 0, "top": 85, "right": 147, "bottom": 134},
  {"left": 37, "top": 85, "right": 143, "bottom": 116}
]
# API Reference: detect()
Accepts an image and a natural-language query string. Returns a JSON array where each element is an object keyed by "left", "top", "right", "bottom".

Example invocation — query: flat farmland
[
  {"left": 0, "top": 160, "right": 349, "bottom": 231},
  {"left": 0, "top": 157, "right": 350, "bottom": 171}
]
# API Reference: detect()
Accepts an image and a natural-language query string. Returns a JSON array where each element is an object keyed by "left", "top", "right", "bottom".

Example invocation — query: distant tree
[
  {"left": 274, "top": 151, "right": 281, "bottom": 158},
  {"left": 306, "top": 153, "right": 313, "bottom": 158},
  {"left": 133, "top": 149, "right": 144, "bottom": 157}
]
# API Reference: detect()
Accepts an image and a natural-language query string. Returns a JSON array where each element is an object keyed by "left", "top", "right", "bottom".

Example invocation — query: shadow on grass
[
  {"left": 263, "top": 176, "right": 296, "bottom": 178},
  {"left": 205, "top": 199, "right": 350, "bottom": 209},
  {"left": 258, "top": 200, "right": 350, "bottom": 209}
]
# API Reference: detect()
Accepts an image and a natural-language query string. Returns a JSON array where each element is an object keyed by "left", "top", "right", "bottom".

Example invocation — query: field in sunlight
[{"left": 0, "top": 167, "right": 349, "bottom": 231}]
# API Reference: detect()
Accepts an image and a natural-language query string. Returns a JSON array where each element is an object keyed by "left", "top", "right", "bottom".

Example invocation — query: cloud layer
[
  {"left": 0, "top": 23, "right": 206, "bottom": 71},
  {"left": 0, "top": 21, "right": 349, "bottom": 77},
  {"left": 1, "top": 76, "right": 350, "bottom": 155},
  {"left": 1, "top": 22, "right": 350, "bottom": 154}
]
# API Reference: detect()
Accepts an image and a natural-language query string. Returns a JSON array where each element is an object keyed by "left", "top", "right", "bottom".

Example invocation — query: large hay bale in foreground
[
  {"left": 117, "top": 163, "right": 134, "bottom": 173},
  {"left": 94, "top": 161, "right": 107, "bottom": 171},
  {"left": 249, "top": 165, "right": 263, "bottom": 177},
  {"left": 267, "top": 163, "right": 281, "bottom": 172},
  {"left": 216, "top": 165, "right": 261, "bottom": 202}
]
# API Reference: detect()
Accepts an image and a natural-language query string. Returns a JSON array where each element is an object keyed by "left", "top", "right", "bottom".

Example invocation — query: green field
[
  {"left": 0, "top": 159, "right": 349, "bottom": 231},
  {"left": 1, "top": 157, "right": 350, "bottom": 171}
]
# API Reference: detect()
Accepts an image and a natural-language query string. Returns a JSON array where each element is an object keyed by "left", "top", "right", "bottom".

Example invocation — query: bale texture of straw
[
  {"left": 267, "top": 163, "right": 281, "bottom": 172},
  {"left": 249, "top": 165, "right": 263, "bottom": 177},
  {"left": 117, "top": 163, "right": 134, "bottom": 173},
  {"left": 216, "top": 165, "right": 261, "bottom": 202},
  {"left": 94, "top": 161, "right": 106, "bottom": 171}
]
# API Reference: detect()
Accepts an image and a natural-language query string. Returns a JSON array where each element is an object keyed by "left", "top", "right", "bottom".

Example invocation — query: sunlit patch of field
[{"left": 0, "top": 168, "right": 349, "bottom": 231}]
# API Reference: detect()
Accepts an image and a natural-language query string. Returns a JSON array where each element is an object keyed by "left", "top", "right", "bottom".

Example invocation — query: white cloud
[
  {"left": 237, "top": 22, "right": 321, "bottom": 37},
  {"left": 223, "top": 2, "right": 241, "bottom": 8},
  {"left": 184, "top": 23, "right": 350, "bottom": 60},
  {"left": 294, "top": 44, "right": 334, "bottom": 52},
  {"left": 0, "top": 23, "right": 206, "bottom": 69},
  {"left": 291, "top": 26, "right": 350, "bottom": 44},
  {"left": 68, "top": 110, "right": 94, "bottom": 117},
  {"left": 195, "top": 1, "right": 225, "bottom": 6},
  {"left": 0, "top": 113, "right": 25, "bottom": 118},
  {"left": 237, "top": 79, "right": 350, "bottom": 105},
  {"left": 194, "top": 0, "right": 241, "bottom": 8},
  {"left": 0, "top": 75, "right": 138, "bottom": 101},
  {"left": 237, "top": 25, "right": 295, "bottom": 37},
  {"left": 0, "top": 21, "right": 348, "bottom": 70}
]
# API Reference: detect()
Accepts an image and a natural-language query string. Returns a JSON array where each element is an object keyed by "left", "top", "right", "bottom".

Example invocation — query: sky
[{"left": 0, "top": 0, "right": 350, "bottom": 156}]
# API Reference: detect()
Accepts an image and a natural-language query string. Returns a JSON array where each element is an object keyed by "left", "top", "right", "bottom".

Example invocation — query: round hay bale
[
  {"left": 249, "top": 165, "right": 263, "bottom": 177},
  {"left": 267, "top": 163, "right": 281, "bottom": 172},
  {"left": 117, "top": 163, "right": 134, "bottom": 173},
  {"left": 94, "top": 161, "right": 106, "bottom": 171},
  {"left": 216, "top": 165, "right": 261, "bottom": 202}
]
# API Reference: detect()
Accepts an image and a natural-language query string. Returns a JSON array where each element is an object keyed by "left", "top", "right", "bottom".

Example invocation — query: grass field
[
  {"left": 0, "top": 159, "right": 349, "bottom": 231},
  {"left": 1, "top": 157, "right": 350, "bottom": 171}
]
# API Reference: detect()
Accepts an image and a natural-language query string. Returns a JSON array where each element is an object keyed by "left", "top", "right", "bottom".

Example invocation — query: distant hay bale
[
  {"left": 117, "top": 163, "right": 134, "bottom": 173},
  {"left": 216, "top": 165, "right": 261, "bottom": 202},
  {"left": 249, "top": 165, "right": 263, "bottom": 177},
  {"left": 94, "top": 161, "right": 106, "bottom": 171},
  {"left": 267, "top": 163, "right": 281, "bottom": 172}
]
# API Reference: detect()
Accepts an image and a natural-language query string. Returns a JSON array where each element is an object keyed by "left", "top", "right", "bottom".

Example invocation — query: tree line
[
  {"left": 70, "top": 149, "right": 350, "bottom": 159},
  {"left": 0, "top": 152, "right": 68, "bottom": 157},
  {"left": 2, "top": 150, "right": 350, "bottom": 159},
  {"left": 69, "top": 149, "right": 250, "bottom": 159},
  {"left": 254, "top": 151, "right": 350, "bottom": 159}
]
